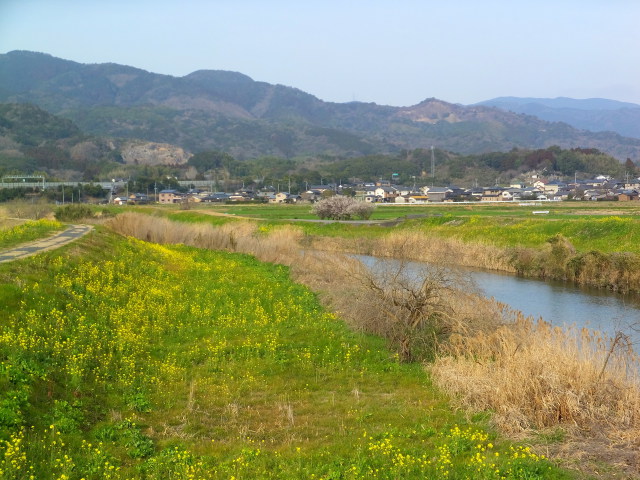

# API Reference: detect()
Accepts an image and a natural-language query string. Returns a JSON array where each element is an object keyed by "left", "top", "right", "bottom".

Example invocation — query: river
[{"left": 354, "top": 255, "right": 640, "bottom": 343}]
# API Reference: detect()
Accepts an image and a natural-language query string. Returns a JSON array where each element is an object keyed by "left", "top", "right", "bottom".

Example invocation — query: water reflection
[{"left": 354, "top": 254, "right": 640, "bottom": 342}]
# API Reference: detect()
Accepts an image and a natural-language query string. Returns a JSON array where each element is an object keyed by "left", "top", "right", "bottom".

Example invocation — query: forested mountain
[
  {"left": 477, "top": 97, "right": 640, "bottom": 139},
  {"left": 0, "top": 103, "right": 120, "bottom": 179},
  {"left": 0, "top": 102, "right": 631, "bottom": 189},
  {"left": 0, "top": 103, "right": 192, "bottom": 181},
  {"left": 2, "top": 51, "right": 640, "bottom": 161}
]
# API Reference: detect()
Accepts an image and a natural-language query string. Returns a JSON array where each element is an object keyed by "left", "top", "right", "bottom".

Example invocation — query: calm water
[{"left": 354, "top": 255, "right": 640, "bottom": 341}]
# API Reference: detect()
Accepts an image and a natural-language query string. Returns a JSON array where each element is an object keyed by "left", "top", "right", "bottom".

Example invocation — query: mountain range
[
  {"left": 1, "top": 50, "right": 640, "bottom": 161},
  {"left": 476, "top": 97, "right": 640, "bottom": 139}
]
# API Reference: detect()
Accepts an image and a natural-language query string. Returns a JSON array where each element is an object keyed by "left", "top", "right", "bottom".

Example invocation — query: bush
[
  {"left": 54, "top": 204, "right": 95, "bottom": 222},
  {"left": 312, "top": 196, "right": 375, "bottom": 220},
  {"left": 5, "top": 199, "right": 52, "bottom": 220}
]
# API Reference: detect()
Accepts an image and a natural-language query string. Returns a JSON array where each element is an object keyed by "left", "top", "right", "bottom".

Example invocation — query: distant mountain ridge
[
  {"left": 476, "top": 97, "right": 640, "bottom": 139},
  {"left": 2, "top": 50, "right": 640, "bottom": 160}
]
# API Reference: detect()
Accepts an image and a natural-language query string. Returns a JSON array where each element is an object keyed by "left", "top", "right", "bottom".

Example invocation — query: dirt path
[{"left": 0, "top": 224, "right": 93, "bottom": 263}]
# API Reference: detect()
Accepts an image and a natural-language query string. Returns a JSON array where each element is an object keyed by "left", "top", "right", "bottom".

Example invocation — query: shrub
[
  {"left": 5, "top": 199, "right": 52, "bottom": 220},
  {"left": 54, "top": 204, "right": 95, "bottom": 222}
]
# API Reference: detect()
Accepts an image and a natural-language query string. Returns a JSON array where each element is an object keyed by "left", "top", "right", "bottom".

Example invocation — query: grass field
[
  {"left": 149, "top": 201, "right": 640, "bottom": 255},
  {"left": 0, "top": 218, "right": 64, "bottom": 249},
  {"left": 0, "top": 228, "right": 567, "bottom": 479}
]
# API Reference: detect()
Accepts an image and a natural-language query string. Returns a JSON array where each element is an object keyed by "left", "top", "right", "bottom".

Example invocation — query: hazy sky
[{"left": 2, "top": 0, "right": 639, "bottom": 107}]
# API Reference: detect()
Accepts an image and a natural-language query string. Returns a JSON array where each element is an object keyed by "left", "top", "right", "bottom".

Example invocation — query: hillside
[
  {"left": 2, "top": 51, "right": 640, "bottom": 160},
  {"left": 0, "top": 103, "right": 192, "bottom": 180},
  {"left": 477, "top": 96, "right": 640, "bottom": 139},
  {"left": 0, "top": 102, "right": 630, "bottom": 189}
]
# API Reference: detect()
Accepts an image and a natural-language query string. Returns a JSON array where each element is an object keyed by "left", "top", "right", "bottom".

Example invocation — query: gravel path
[{"left": 0, "top": 224, "right": 93, "bottom": 263}]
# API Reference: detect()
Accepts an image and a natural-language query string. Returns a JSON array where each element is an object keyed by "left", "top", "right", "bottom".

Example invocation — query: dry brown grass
[
  {"left": 308, "top": 230, "right": 516, "bottom": 273},
  {"left": 430, "top": 312, "right": 640, "bottom": 472},
  {"left": 106, "top": 212, "right": 301, "bottom": 265}
]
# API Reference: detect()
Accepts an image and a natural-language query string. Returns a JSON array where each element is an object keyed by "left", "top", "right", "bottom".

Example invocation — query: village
[{"left": 117, "top": 175, "right": 640, "bottom": 206}]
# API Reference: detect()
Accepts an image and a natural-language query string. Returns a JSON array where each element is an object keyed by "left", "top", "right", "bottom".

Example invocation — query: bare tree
[
  {"left": 333, "top": 255, "right": 503, "bottom": 362},
  {"left": 351, "top": 258, "right": 478, "bottom": 361}
]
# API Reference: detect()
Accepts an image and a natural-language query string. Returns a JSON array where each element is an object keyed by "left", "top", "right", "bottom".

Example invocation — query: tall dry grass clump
[
  {"left": 309, "top": 230, "right": 515, "bottom": 273},
  {"left": 106, "top": 212, "right": 302, "bottom": 265},
  {"left": 430, "top": 314, "right": 640, "bottom": 442}
]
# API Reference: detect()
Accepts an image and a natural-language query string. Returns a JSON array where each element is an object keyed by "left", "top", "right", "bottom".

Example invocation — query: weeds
[{"left": 0, "top": 218, "right": 63, "bottom": 249}]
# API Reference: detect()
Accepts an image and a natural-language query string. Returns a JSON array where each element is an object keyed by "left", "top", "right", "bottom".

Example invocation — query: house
[
  {"left": 469, "top": 187, "right": 484, "bottom": 200},
  {"left": 158, "top": 189, "right": 184, "bottom": 204},
  {"left": 618, "top": 190, "right": 639, "bottom": 202},
  {"left": 228, "top": 192, "right": 253, "bottom": 202},
  {"left": 363, "top": 186, "right": 377, "bottom": 196},
  {"left": 405, "top": 194, "right": 429, "bottom": 203},
  {"left": 543, "top": 180, "right": 568, "bottom": 195},
  {"left": 300, "top": 190, "right": 322, "bottom": 203},
  {"left": 552, "top": 189, "right": 572, "bottom": 201},
  {"left": 269, "top": 192, "right": 300, "bottom": 204},
  {"left": 308, "top": 185, "right": 336, "bottom": 194},
  {"left": 423, "top": 186, "right": 452, "bottom": 203},
  {"left": 532, "top": 180, "right": 547, "bottom": 191},
  {"left": 394, "top": 186, "right": 415, "bottom": 196},
  {"left": 446, "top": 186, "right": 471, "bottom": 201},
  {"left": 122, "top": 193, "right": 148, "bottom": 204},
  {"left": 374, "top": 186, "right": 399, "bottom": 202},
  {"left": 200, "top": 193, "right": 231, "bottom": 203},
  {"left": 481, "top": 187, "right": 505, "bottom": 202},
  {"left": 501, "top": 190, "right": 514, "bottom": 201}
]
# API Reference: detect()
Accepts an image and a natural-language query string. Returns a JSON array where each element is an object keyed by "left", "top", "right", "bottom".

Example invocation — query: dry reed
[
  {"left": 430, "top": 312, "right": 640, "bottom": 443},
  {"left": 308, "top": 230, "right": 516, "bottom": 273},
  {"left": 106, "top": 212, "right": 301, "bottom": 265}
]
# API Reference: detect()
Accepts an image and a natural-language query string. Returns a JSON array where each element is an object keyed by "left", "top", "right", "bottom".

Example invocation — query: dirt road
[{"left": 0, "top": 224, "right": 93, "bottom": 263}]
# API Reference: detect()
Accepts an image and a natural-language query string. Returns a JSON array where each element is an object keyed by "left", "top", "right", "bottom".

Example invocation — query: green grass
[
  {"left": 175, "top": 202, "right": 640, "bottom": 254},
  {"left": 407, "top": 213, "right": 640, "bottom": 253},
  {"left": 0, "top": 228, "right": 570, "bottom": 479},
  {"left": 0, "top": 218, "right": 64, "bottom": 249}
]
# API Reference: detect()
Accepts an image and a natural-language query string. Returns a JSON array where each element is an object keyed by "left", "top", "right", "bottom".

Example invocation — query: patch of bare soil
[
  {"left": 569, "top": 209, "right": 630, "bottom": 216},
  {"left": 549, "top": 438, "right": 640, "bottom": 480},
  {"left": 526, "top": 430, "right": 640, "bottom": 479}
]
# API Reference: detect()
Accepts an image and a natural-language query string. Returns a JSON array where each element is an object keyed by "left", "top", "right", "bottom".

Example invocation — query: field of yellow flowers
[
  {"left": 0, "top": 219, "right": 63, "bottom": 249},
  {"left": 0, "top": 228, "right": 568, "bottom": 479}
]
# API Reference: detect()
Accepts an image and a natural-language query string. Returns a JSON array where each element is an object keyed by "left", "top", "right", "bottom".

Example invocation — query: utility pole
[{"left": 430, "top": 146, "right": 435, "bottom": 186}]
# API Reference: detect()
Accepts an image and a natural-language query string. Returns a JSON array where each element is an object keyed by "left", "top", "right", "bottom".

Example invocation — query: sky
[{"left": 1, "top": 0, "right": 639, "bottom": 107}]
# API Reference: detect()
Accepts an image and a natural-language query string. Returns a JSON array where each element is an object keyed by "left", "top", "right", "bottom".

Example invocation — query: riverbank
[
  {"left": 0, "top": 225, "right": 571, "bottom": 479},
  {"left": 165, "top": 203, "right": 640, "bottom": 293},
  {"left": 106, "top": 212, "right": 640, "bottom": 478},
  {"left": 304, "top": 228, "right": 640, "bottom": 294}
]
